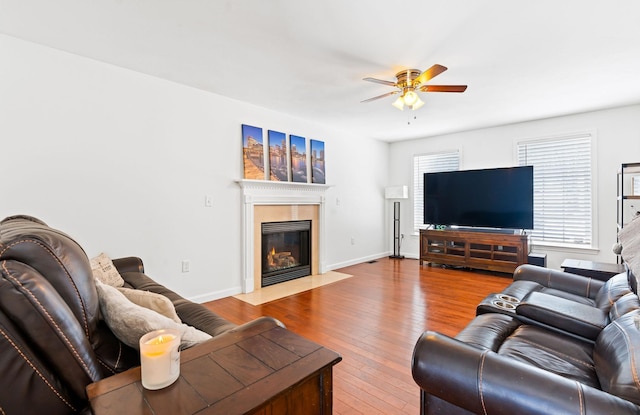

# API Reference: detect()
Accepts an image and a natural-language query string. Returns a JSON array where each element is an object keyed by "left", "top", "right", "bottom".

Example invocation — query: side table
[
  {"left": 87, "top": 318, "right": 341, "bottom": 415},
  {"left": 560, "top": 258, "right": 626, "bottom": 282}
]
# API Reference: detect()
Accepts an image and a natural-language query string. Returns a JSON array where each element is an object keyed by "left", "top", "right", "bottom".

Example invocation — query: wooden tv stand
[{"left": 420, "top": 228, "right": 529, "bottom": 274}]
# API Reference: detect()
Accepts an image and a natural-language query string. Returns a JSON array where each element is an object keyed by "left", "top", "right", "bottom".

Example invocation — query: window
[
  {"left": 413, "top": 151, "right": 460, "bottom": 232},
  {"left": 517, "top": 133, "right": 594, "bottom": 247}
]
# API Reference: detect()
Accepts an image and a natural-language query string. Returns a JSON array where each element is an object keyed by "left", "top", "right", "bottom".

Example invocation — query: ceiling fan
[{"left": 362, "top": 64, "right": 467, "bottom": 110}]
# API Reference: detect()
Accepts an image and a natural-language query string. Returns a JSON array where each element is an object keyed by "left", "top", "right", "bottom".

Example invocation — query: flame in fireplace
[
  {"left": 266, "top": 246, "right": 298, "bottom": 271},
  {"left": 268, "top": 247, "right": 276, "bottom": 267}
]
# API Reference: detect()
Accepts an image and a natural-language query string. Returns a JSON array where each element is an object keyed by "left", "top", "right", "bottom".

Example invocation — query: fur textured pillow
[
  {"left": 116, "top": 286, "right": 181, "bottom": 323},
  {"left": 95, "top": 281, "right": 211, "bottom": 350},
  {"left": 90, "top": 253, "right": 125, "bottom": 287}
]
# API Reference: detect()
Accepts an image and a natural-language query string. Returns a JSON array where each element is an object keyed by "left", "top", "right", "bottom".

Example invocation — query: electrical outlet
[
  {"left": 351, "top": 237, "right": 355, "bottom": 245},
  {"left": 205, "top": 195, "right": 213, "bottom": 207},
  {"left": 181, "top": 260, "right": 190, "bottom": 273}
]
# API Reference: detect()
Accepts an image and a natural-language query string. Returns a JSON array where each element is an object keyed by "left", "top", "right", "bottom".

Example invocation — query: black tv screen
[{"left": 423, "top": 166, "right": 534, "bottom": 230}]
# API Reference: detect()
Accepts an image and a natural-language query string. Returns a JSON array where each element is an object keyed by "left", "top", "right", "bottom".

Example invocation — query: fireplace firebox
[{"left": 261, "top": 220, "right": 311, "bottom": 287}]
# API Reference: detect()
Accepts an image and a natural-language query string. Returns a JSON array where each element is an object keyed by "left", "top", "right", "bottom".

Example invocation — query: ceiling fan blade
[
  {"left": 361, "top": 91, "right": 399, "bottom": 103},
  {"left": 413, "top": 64, "right": 448, "bottom": 86},
  {"left": 363, "top": 77, "right": 397, "bottom": 87},
  {"left": 420, "top": 85, "right": 468, "bottom": 93}
]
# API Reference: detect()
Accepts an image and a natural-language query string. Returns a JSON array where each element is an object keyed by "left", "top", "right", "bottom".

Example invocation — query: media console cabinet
[{"left": 419, "top": 228, "right": 530, "bottom": 274}]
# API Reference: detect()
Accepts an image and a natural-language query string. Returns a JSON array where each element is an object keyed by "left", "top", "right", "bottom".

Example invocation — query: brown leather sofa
[
  {"left": 476, "top": 265, "right": 640, "bottom": 340},
  {"left": 412, "top": 264, "right": 640, "bottom": 415},
  {"left": 0, "top": 215, "right": 281, "bottom": 415}
]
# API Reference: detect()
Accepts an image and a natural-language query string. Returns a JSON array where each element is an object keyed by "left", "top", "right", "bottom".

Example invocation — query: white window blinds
[
  {"left": 413, "top": 151, "right": 460, "bottom": 231},
  {"left": 517, "top": 134, "right": 593, "bottom": 246}
]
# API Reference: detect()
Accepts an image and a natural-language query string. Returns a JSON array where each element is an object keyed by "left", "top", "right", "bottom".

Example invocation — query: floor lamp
[{"left": 385, "top": 185, "right": 409, "bottom": 259}]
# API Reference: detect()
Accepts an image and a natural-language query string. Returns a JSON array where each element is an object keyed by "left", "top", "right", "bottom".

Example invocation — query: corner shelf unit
[
  {"left": 617, "top": 162, "right": 640, "bottom": 231},
  {"left": 419, "top": 228, "right": 530, "bottom": 274}
]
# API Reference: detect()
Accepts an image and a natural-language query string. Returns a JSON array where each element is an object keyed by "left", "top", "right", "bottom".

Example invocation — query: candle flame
[{"left": 145, "top": 334, "right": 176, "bottom": 345}]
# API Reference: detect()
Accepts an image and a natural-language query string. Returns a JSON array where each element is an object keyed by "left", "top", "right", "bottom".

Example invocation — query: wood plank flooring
[{"left": 203, "top": 257, "right": 512, "bottom": 414}]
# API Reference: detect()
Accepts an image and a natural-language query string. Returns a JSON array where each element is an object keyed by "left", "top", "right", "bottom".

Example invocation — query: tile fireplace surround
[{"left": 237, "top": 180, "right": 331, "bottom": 293}]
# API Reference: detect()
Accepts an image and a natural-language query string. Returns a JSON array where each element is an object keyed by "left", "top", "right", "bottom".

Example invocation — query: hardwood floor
[{"left": 203, "top": 257, "right": 512, "bottom": 414}]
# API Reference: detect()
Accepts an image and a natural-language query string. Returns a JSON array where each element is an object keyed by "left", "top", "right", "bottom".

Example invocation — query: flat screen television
[{"left": 423, "top": 166, "right": 534, "bottom": 230}]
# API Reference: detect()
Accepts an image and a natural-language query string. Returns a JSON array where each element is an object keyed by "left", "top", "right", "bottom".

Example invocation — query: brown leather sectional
[{"left": 412, "top": 263, "right": 640, "bottom": 414}]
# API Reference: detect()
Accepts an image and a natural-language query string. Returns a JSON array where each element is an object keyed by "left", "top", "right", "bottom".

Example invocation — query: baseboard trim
[
  {"left": 189, "top": 286, "right": 242, "bottom": 304},
  {"left": 327, "top": 252, "right": 389, "bottom": 270}
]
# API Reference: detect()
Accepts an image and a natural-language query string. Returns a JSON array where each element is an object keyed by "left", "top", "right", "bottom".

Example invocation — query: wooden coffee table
[{"left": 87, "top": 318, "right": 341, "bottom": 415}]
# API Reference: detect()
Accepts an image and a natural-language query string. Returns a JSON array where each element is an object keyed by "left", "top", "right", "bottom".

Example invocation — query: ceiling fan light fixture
[
  {"left": 362, "top": 64, "right": 465, "bottom": 111},
  {"left": 411, "top": 97, "right": 425, "bottom": 110},
  {"left": 403, "top": 90, "right": 418, "bottom": 106},
  {"left": 392, "top": 97, "right": 405, "bottom": 111}
]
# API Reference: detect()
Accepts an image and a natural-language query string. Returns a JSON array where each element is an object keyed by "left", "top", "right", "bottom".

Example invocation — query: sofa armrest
[
  {"left": 119, "top": 270, "right": 239, "bottom": 337},
  {"left": 412, "top": 331, "right": 640, "bottom": 415},
  {"left": 112, "top": 257, "right": 145, "bottom": 274},
  {"left": 514, "top": 264, "right": 605, "bottom": 299},
  {"left": 516, "top": 291, "right": 608, "bottom": 340}
]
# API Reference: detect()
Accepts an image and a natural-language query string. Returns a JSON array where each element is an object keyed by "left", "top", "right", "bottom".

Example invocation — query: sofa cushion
[
  {"left": 608, "top": 292, "right": 640, "bottom": 322},
  {"left": 0, "top": 309, "right": 85, "bottom": 415},
  {"left": 95, "top": 281, "right": 211, "bottom": 350},
  {"left": 594, "top": 310, "right": 640, "bottom": 405},
  {"left": 497, "top": 325, "right": 599, "bottom": 388},
  {"left": 594, "top": 272, "right": 633, "bottom": 312},
  {"left": 455, "top": 313, "right": 521, "bottom": 351},
  {"left": 0, "top": 259, "right": 103, "bottom": 401},
  {"left": 501, "top": 279, "right": 597, "bottom": 306},
  {"left": 0, "top": 215, "right": 101, "bottom": 346}
]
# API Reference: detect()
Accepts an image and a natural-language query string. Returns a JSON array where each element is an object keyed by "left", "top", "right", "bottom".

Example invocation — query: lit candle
[{"left": 139, "top": 329, "right": 181, "bottom": 390}]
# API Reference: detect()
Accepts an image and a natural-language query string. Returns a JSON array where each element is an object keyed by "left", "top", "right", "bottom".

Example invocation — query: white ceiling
[{"left": 2, "top": 0, "right": 640, "bottom": 142}]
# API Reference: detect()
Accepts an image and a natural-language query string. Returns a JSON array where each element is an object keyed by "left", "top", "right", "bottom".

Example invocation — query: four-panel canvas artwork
[{"left": 242, "top": 124, "right": 325, "bottom": 184}]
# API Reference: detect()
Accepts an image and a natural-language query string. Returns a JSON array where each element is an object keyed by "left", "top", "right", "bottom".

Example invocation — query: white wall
[
  {"left": 0, "top": 35, "right": 389, "bottom": 301},
  {"left": 389, "top": 105, "right": 640, "bottom": 270}
]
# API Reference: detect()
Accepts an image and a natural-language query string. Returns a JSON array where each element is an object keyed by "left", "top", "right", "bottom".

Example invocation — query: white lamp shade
[{"left": 385, "top": 185, "right": 409, "bottom": 199}]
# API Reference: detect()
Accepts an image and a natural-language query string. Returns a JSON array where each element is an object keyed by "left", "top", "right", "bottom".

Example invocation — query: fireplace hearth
[{"left": 261, "top": 220, "right": 311, "bottom": 287}]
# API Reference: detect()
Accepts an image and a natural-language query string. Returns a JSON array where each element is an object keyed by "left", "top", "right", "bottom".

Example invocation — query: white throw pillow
[
  {"left": 620, "top": 214, "right": 640, "bottom": 279},
  {"left": 95, "top": 281, "right": 212, "bottom": 350},
  {"left": 90, "top": 253, "right": 125, "bottom": 287},
  {"left": 116, "top": 286, "right": 181, "bottom": 324}
]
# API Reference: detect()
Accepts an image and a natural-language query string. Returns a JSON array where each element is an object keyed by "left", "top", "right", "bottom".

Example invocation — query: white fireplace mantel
[{"left": 236, "top": 180, "right": 332, "bottom": 293}]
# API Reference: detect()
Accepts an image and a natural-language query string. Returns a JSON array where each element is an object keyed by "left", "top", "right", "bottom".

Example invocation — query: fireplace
[
  {"left": 261, "top": 220, "right": 311, "bottom": 287},
  {"left": 237, "top": 179, "right": 329, "bottom": 293}
]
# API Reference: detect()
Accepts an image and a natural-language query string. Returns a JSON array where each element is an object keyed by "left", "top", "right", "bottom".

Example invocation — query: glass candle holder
[{"left": 139, "top": 328, "right": 181, "bottom": 390}]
